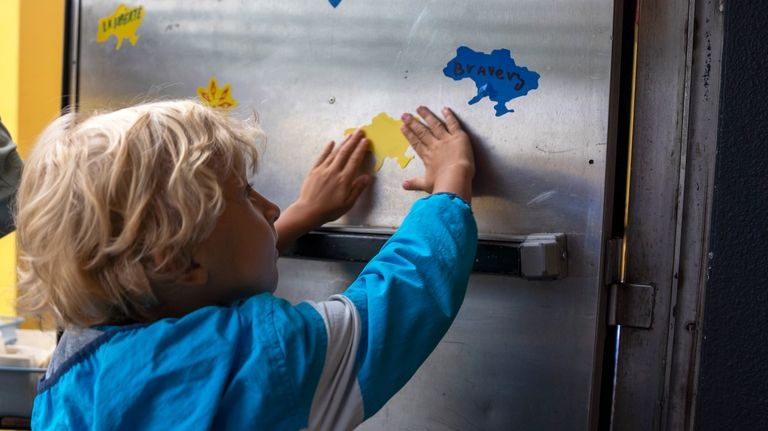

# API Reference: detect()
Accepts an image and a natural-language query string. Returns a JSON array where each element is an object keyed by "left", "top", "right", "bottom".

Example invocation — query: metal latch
[
  {"left": 519, "top": 233, "right": 567, "bottom": 280},
  {"left": 608, "top": 283, "right": 656, "bottom": 329}
]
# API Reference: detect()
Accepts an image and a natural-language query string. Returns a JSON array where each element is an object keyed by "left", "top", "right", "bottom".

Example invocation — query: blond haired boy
[{"left": 17, "top": 100, "right": 477, "bottom": 430}]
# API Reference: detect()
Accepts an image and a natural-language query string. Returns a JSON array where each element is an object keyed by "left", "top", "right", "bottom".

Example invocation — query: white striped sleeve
[{"left": 306, "top": 294, "right": 365, "bottom": 431}]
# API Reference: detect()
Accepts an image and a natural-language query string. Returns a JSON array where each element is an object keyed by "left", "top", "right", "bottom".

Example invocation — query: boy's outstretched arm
[
  {"left": 348, "top": 106, "right": 476, "bottom": 416},
  {"left": 285, "top": 107, "right": 477, "bottom": 428},
  {"left": 275, "top": 130, "right": 372, "bottom": 253}
]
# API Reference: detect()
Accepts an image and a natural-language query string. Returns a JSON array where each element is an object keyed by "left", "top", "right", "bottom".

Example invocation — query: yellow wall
[
  {"left": 18, "top": 0, "right": 67, "bottom": 159},
  {"left": 0, "top": 0, "right": 65, "bottom": 317},
  {"left": 0, "top": 1, "right": 21, "bottom": 140}
]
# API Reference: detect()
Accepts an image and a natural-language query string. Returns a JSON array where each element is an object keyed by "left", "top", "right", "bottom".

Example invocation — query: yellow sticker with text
[
  {"left": 197, "top": 78, "right": 239, "bottom": 109},
  {"left": 345, "top": 113, "right": 414, "bottom": 172},
  {"left": 97, "top": 4, "right": 145, "bottom": 50}
]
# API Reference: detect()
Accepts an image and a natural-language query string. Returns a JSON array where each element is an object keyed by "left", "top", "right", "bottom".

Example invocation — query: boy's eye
[{"left": 245, "top": 183, "right": 257, "bottom": 198}]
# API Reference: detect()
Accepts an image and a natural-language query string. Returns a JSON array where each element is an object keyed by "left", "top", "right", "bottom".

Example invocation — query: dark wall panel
[{"left": 696, "top": 2, "right": 768, "bottom": 430}]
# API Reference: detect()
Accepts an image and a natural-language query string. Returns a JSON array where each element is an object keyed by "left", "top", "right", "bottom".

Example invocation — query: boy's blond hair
[{"left": 15, "top": 100, "right": 262, "bottom": 327}]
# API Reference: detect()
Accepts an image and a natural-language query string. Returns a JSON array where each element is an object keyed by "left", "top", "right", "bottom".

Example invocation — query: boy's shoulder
[
  {"left": 33, "top": 294, "right": 329, "bottom": 429},
  {"left": 39, "top": 293, "right": 320, "bottom": 394}
]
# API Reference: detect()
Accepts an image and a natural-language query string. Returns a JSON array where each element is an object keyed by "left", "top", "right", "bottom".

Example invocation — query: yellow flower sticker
[
  {"left": 345, "top": 113, "right": 414, "bottom": 172},
  {"left": 197, "top": 78, "right": 239, "bottom": 109},
  {"left": 97, "top": 4, "right": 145, "bottom": 50}
]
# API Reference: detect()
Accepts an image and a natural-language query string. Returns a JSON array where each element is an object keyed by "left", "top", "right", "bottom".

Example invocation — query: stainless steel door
[{"left": 75, "top": 1, "right": 618, "bottom": 428}]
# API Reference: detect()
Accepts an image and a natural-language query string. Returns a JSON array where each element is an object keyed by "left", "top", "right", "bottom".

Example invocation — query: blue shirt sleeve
[{"left": 342, "top": 193, "right": 477, "bottom": 418}]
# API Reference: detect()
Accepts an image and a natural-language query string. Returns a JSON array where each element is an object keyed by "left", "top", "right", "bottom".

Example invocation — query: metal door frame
[{"left": 609, "top": 0, "right": 724, "bottom": 430}]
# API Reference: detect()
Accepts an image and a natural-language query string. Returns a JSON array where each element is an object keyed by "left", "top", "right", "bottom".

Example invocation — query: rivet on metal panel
[{"left": 328, "top": 96, "right": 336, "bottom": 104}]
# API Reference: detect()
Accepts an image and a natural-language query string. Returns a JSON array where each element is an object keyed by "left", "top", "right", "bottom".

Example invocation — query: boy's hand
[
  {"left": 275, "top": 131, "right": 372, "bottom": 252},
  {"left": 400, "top": 106, "right": 475, "bottom": 203}
]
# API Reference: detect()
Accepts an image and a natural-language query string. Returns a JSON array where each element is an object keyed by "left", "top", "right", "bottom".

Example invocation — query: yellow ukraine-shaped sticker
[
  {"left": 345, "top": 113, "right": 414, "bottom": 172},
  {"left": 97, "top": 4, "right": 145, "bottom": 50}
]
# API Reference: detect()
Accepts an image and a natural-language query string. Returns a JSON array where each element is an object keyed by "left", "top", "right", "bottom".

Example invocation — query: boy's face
[{"left": 192, "top": 174, "right": 281, "bottom": 303}]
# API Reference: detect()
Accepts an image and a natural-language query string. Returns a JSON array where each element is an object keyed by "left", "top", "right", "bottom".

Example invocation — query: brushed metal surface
[
  {"left": 277, "top": 259, "right": 600, "bottom": 430},
  {"left": 78, "top": 0, "right": 613, "bottom": 240},
  {"left": 76, "top": 1, "right": 617, "bottom": 429}
]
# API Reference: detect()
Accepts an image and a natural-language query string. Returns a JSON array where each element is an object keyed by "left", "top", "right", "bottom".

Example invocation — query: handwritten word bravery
[
  {"left": 443, "top": 46, "right": 540, "bottom": 116},
  {"left": 452, "top": 63, "right": 526, "bottom": 90}
]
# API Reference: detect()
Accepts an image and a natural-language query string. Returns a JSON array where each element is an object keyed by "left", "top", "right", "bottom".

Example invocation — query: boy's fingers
[
  {"left": 402, "top": 176, "right": 430, "bottom": 192},
  {"left": 402, "top": 113, "right": 434, "bottom": 145},
  {"left": 400, "top": 121, "right": 424, "bottom": 152},
  {"left": 342, "top": 138, "right": 370, "bottom": 176},
  {"left": 326, "top": 131, "right": 357, "bottom": 165},
  {"left": 441, "top": 107, "right": 463, "bottom": 134},
  {"left": 349, "top": 174, "right": 372, "bottom": 202},
  {"left": 332, "top": 130, "right": 363, "bottom": 169},
  {"left": 314, "top": 141, "right": 335, "bottom": 167},
  {"left": 416, "top": 106, "right": 448, "bottom": 137},
  {"left": 340, "top": 129, "right": 359, "bottom": 146}
]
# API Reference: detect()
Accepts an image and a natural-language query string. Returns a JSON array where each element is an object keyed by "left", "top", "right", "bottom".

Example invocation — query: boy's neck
[{"left": 149, "top": 288, "right": 232, "bottom": 320}]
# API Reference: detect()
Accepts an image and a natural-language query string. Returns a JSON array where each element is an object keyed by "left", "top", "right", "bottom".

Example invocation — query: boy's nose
[
  {"left": 251, "top": 190, "right": 280, "bottom": 223},
  {"left": 266, "top": 200, "right": 280, "bottom": 223}
]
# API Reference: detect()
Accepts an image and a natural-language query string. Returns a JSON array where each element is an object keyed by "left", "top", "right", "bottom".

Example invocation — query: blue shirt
[{"left": 33, "top": 193, "right": 477, "bottom": 430}]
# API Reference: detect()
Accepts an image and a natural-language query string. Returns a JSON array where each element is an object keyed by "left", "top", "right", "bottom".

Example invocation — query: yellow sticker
[
  {"left": 97, "top": 4, "right": 145, "bottom": 50},
  {"left": 345, "top": 113, "right": 414, "bottom": 172},
  {"left": 197, "top": 77, "right": 239, "bottom": 109}
]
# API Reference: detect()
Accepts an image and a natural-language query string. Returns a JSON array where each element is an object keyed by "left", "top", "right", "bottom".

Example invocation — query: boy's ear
[
  {"left": 176, "top": 259, "right": 208, "bottom": 286},
  {"left": 152, "top": 254, "right": 208, "bottom": 286}
]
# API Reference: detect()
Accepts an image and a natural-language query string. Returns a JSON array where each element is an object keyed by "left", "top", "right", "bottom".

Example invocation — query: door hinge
[
  {"left": 604, "top": 237, "right": 623, "bottom": 285},
  {"left": 605, "top": 238, "right": 655, "bottom": 329},
  {"left": 608, "top": 282, "right": 656, "bottom": 329}
]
